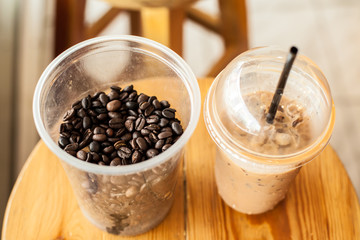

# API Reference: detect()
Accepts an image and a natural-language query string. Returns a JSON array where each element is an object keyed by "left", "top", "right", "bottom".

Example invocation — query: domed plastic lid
[{"left": 204, "top": 47, "right": 335, "bottom": 167}]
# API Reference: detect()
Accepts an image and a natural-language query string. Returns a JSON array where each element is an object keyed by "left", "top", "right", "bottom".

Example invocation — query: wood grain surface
[{"left": 2, "top": 78, "right": 360, "bottom": 239}]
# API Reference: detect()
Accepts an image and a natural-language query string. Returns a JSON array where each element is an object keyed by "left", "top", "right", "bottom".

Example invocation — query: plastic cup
[
  {"left": 204, "top": 46, "right": 335, "bottom": 214},
  {"left": 33, "top": 36, "right": 200, "bottom": 235}
]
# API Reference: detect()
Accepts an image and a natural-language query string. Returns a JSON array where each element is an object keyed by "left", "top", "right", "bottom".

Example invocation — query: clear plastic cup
[
  {"left": 204, "top": 46, "right": 335, "bottom": 214},
  {"left": 33, "top": 36, "right": 200, "bottom": 235}
]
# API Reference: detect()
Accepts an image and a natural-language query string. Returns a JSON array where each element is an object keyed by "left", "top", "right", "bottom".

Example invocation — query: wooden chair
[{"left": 54, "top": 0, "right": 248, "bottom": 77}]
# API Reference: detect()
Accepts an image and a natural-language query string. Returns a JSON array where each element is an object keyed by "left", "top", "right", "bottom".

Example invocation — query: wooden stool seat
[{"left": 2, "top": 78, "right": 360, "bottom": 239}]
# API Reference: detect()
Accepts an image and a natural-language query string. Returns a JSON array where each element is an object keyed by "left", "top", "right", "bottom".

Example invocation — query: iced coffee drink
[
  {"left": 215, "top": 91, "right": 311, "bottom": 214},
  {"left": 205, "top": 46, "right": 335, "bottom": 214}
]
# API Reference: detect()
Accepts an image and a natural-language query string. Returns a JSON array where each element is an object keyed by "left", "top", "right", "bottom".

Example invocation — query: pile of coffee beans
[{"left": 58, "top": 85, "right": 183, "bottom": 166}]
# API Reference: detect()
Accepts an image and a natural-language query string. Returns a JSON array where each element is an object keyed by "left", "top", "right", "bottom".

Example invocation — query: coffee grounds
[{"left": 58, "top": 85, "right": 184, "bottom": 166}]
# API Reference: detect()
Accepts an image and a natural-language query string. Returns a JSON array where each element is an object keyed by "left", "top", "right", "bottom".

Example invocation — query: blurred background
[{"left": 1, "top": 0, "right": 359, "bottom": 227}]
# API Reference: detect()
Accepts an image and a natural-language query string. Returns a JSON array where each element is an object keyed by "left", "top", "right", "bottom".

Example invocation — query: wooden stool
[{"left": 54, "top": 0, "right": 248, "bottom": 76}]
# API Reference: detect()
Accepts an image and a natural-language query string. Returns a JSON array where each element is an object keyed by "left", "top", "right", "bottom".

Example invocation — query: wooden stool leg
[
  {"left": 55, "top": 0, "right": 86, "bottom": 56},
  {"left": 207, "top": 0, "right": 248, "bottom": 77},
  {"left": 141, "top": 7, "right": 184, "bottom": 56}
]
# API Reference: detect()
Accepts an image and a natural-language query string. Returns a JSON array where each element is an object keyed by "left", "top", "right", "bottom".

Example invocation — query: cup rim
[{"left": 33, "top": 35, "right": 201, "bottom": 175}]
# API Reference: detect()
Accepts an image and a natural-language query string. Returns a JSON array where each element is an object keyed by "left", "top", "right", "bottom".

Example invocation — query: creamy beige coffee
[{"left": 215, "top": 91, "right": 312, "bottom": 214}]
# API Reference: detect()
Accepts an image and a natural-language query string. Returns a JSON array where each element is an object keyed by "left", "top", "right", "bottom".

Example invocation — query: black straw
[{"left": 266, "top": 46, "right": 298, "bottom": 124}]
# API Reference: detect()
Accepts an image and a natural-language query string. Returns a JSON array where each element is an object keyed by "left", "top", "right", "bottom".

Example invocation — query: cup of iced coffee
[
  {"left": 33, "top": 36, "right": 200, "bottom": 235},
  {"left": 204, "top": 46, "right": 335, "bottom": 214}
]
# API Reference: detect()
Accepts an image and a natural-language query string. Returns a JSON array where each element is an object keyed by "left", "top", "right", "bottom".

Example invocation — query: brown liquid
[{"left": 216, "top": 91, "right": 311, "bottom": 214}]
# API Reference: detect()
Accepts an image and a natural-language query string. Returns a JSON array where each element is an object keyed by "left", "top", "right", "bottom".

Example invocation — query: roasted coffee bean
[
  {"left": 128, "top": 91, "right": 137, "bottom": 100},
  {"left": 132, "top": 150, "right": 142, "bottom": 164},
  {"left": 87, "top": 109, "right": 97, "bottom": 117},
  {"left": 64, "top": 143, "right": 78, "bottom": 151},
  {"left": 119, "top": 92, "right": 129, "bottom": 101},
  {"left": 114, "top": 140, "right": 126, "bottom": 150},
  {"left": 165, "top": 137, "right": 173, "bottom": 144},
  {"left": 94, "top": 107, "right": 107, "bottom": 114},
  {"left": 161, "top": 127, "right": 172, "bottom": 132},
  {"left": 108, "top": 137, "right": 120, "bottom": 142},
  {"left": 93, "top": 126, "right": 104, "bottom": 134},
  {"left": 76, "top": 150, "right": 87, "bottom": 160},
  {"left": 60, "top": 132, "right": 71, "bottom": 138},
  {"left": 98, "top": 161, "right": 106, "bottom": 166},
  {"left": 108, "top": 111, "right": 122, "bottom": 119},
  {"left": 159, "top": 118, "right": 169, "bottom": 127},
  {"left": 173, "top": 135, "right": 181, "bottom": 143},
  {"left": 148, "top": 96, "right": 157, "bottom": 103},
  {"left": 91, "top": 100, "right": 102, "bottom": 108},
  {"left": 110, "top": 86, "right": 121, "bottom": 92},
  {"left": 110, "top": 157, "right": 121, "bottom": 166},
  {"left": 132, "top": 131, "right": 142, "bottom": 139},
  {"left": 115, "top": 128, "right": 126, "bottom": 137},
  {"left": 101, "top": 154, "right": 110, "bottom": 164},
  {"left": 63, "top": 108, "right": 75, "bottom": 121},
  {"left": 101, "top": 141, "right": 111, "bottom": 148},
  {"left": 155, "top": 139, "right": 165, "bottom": 149},
  {"left": 117, "top": 147, "right": 132, "bottom": 159},
  {"left": 144, "top": 105, "right": 155, "bottom": 116},
  {"left": 139, "top": 101, "right": 150, "bottom": 110},
  {"left": 93, "top": 134, "right": 107, "bottom": 142},
  {"left": 77, "top": 108, "right": 87, "bottom": 118},
  {"left": 125, "top": 101, "right": 138, "bottom": 110},
  {"left": 109, "top": 118, "right": 123, "bottom": 129},
  {"left": 103, "top": 145, "right": 115, "bottom": 154},
  {"left": 149, "top": 132, "right": 158, "bottom": 143},
  {"left": 146, "top": 149, "right": 159, "bottom": 158},
  {"left": 58, "top": 136, "right": 70, "bottom": 148},
  {"left": 111, "top": 151, "right": 118, "bottom": 159},
  {"left": 162, "top": 108, "right": 175, "bottom": 119},
  {"left": 99, "top": 124, "right": 109, "bottom": 129},
  {"left": 158, "top": 131, "right": 172, "bottom": 139},
  {"left": 92, "top": 91, "right": 103, "bottom": 99},
  {"left": 146, "top": 115, "right": 160, "bottom": 124},
  {"left": 154, "top": 110, "right": 162, "bottom": 117},
  {"left": 97, "top": 113, "right": 108, "bottom": 121},
  {"left": 91, "top": 152, "right": 100, "bottom": 162},
  {"left": 144, "top": 136, "right": 152, "bottom": 145},
  {"left": 86, "top": 152, "right": 93, "bottom": 162},
  {"left": 74, "top": 122, "right": 82, "bottom": 129},
  {"left": 137, "top": 93, "right": 149, "bottom": 103},
  {"left": 136, "top": 137, "right": 148, "bottom": 151},
  {"left": 128, "top": 109, "right": 138, "bottom": 117},
  {"left": 66, "top": 150, "right": 77, "bottom": 156},
  {"left": 140, "top": 129, "right": 150, "bottom": 136},
  {"left": 83, "top": 116, "right": 91, "bottom": 129},
  {"left": 106, "top": 128, "right": 114, "bottom": 137},
  {"left": 71, "top": 100, "right": 81, "bottom": 109},
  {"left": 108, "top": 91, "right": 119, "bottom": 101},
  {"left": 99, "top": 93, "right": 109, "bottom": 106},
  {"left": 160, "top": 100, "right": 170, "bottom": 108},
  {"left": 135, "top": 117, "right": 146, "bottom": 131},
  {"left": 130, "top": 138, "right": 138, "bottom": 150},
  {"left": 89, "top": 141, "right": 100, "bottom": 152},
  {"left": 162, "top": 144, "right": 172, "bottom": 151},
  {"left": 145, "top": 124, "right": 160, "bottom": 131},
  {"left": 123, "top": 85, "right": 133, "bottom": 92},
  {"left": 121, "top": 132, "right": 131, "bottom": 142},
  {"left": 127, "top": 115, "right": 137, "bottom": 120},
  {"left": 107, "top": 100, "right": 121, "bottom": 112},
  {"left": 79, "top": 129, "right": 93, "bottom": 148},
  {"left": 70, "top": 134, "right": 80, "bottom": 144},
  {"left": 152, "top": 99, "right": 161, "bottom": 109},
  {"left": 125, "top": 119, "right": 134, "bottom": 132},
  {"left": 172, "top": 122, "right": 183, "bottom": 135},
  {"left": 81, "top": 96, "right": 91, "bottom": 109}
]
